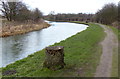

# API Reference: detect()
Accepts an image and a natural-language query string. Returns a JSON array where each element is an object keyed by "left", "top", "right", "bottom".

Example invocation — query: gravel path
[{"left": 94, "top": 24, "right": 118, "bottom": 77}]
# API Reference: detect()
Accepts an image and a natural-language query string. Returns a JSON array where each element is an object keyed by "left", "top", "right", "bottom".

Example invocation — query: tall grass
[{"left": 1, "top": 21, "right": 50, "bottom": 37}]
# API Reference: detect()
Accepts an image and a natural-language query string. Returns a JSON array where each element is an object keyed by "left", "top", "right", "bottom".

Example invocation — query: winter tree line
[
  {"left": 45, "top": 3, "right": 119, "bottom": 28},
  {"left": 0, "top": 0, "right": 43, "bottom": 22},
  {"left": 95, "top": 3, "right": 118, "bottom": 25},
  {"left": 0, "top": 1, "right": 119, "bottom": 28}
]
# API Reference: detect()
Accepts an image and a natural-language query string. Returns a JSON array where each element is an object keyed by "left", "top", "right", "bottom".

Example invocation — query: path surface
[{"left": 94, "top": 24, "right": 118, "bottom": 77}]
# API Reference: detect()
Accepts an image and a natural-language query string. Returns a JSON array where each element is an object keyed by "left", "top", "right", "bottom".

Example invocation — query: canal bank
[
  {"left": 1, "top": 21, "right": 51, "bottom": 37},
  {"left": 2, "top": 22, "right": 105, "bottom": 77},
  {"left": 1, "top": 21, "right": 88, "bottom": 67}
]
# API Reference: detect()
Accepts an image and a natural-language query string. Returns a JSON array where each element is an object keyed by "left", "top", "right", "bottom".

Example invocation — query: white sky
[{"left": 4, "top": 0, "right": 120, "bottom": 15}]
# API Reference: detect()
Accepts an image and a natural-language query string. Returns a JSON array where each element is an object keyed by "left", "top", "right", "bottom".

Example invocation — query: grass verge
[
  {"left": 0, "top": 68, "right": 2, "bottom": 78},
  {"left": 2, "top": 22, "right": 105, "bottom": 77}
]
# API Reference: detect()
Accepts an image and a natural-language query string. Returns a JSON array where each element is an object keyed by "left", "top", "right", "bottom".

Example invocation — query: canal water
[{"left": 0, "top": 21, "right": 88, "bottom": 67}]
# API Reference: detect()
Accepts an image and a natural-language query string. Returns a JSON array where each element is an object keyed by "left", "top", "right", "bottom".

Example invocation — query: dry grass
[
  {"left": 0, "top": 21, "right": 50, "bottom": 37},
  {"left": 112, "top": 21, "right": 120, "bottom": 29}
]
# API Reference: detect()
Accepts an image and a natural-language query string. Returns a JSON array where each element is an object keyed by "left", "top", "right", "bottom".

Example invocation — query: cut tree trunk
[{"left": 43, "top": 46, "right": 65, "bottom": 70}]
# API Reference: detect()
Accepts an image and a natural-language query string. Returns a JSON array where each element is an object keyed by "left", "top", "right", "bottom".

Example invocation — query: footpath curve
[{"left": 94, "top": 24, "right": 118, "bottom": 77}]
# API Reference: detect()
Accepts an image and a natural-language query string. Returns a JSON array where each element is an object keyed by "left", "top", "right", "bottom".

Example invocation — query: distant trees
[
  {"left": 1, "top": 1, "right": 17, "bottom": 21},
  {"left": 45, "top": 3, "right": 118, "bottom": 26},
  {"left": 1, "top": 1, "right": 26, "bottom": 21},
  {"left": 95, "top": 3, "right": 118, "bottom": 25},
  {"left": 45, "top": 13, "right": 94, "bottom": 22},
  {"left": 32, "top": 8, "right": 43, "bottom": 22},
  {"left": 0, "top": 1, "right": 114, "bottom": 26},
  {"left": 0, "top": 0, "right": 43, "bottom": 22},
  {"left": 46, "top": 11, "right": 55, "bottom": 21},
  {"left": 118, "top": 2, "right": 120, "bottom": 23}
]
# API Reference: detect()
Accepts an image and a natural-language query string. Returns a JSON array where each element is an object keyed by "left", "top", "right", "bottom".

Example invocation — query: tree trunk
[{"left": 43, "top": 46, "right": 65, "bottom": 70}]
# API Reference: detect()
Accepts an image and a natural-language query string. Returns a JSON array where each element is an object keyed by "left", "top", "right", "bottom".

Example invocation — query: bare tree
[
  {"left": 0, "top": 0, "right": 31, "bottom": 21},
  {"left": 118, "top": 2, "right": 120, "bottom": 22},
  {"left": 1, "top": 0, "right": 18, "bottom": 21},
  {"left": 95, "top": 3, "right": 118, "bottom": 25},
  {"left": 32, "top": 8, "right": 43, "bottom": 22}
]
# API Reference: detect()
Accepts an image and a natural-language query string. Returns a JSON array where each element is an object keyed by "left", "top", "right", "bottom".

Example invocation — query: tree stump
[{"left": 43, "top": 46, "right": 65, "bottom": 70}]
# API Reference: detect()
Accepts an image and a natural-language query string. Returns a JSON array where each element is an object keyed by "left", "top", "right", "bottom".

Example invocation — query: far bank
[{"left": 0, "top": 20, "right": 51, "bottom": 37}]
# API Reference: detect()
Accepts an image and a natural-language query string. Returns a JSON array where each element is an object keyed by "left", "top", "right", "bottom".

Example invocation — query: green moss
[{"left": 2, "top": 22, "right": 105, "bottom": 77}]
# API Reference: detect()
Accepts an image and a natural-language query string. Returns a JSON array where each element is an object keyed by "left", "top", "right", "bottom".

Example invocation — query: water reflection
[{"left": 1, "top": 21, "right": 88, "bottom": 67}]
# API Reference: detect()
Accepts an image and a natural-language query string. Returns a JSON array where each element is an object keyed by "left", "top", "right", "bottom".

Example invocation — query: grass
[
  {"left": 2, "top": 22, "right": 105, "bottom": 77},
  {"left": 118, "top": 29, "right": 120, "bottom": 78},
  {"left": 0, "top": 68, "right": 2, "bottom": 78},
  {"left": 107, "top": 25, "right": 119, "bottom": 77}
]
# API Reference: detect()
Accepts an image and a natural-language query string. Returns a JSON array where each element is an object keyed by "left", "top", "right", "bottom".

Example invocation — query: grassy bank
[
  {"left": 0, "top": 21, "right": 50, "bottom": 37},
  {"left": 2, "top": 22, "right": 105, "bottom": 77}
]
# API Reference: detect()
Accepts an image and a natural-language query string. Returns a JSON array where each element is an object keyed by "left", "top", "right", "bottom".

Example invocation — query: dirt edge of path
[{"left": 94, "top": 24, "right": 118, "bottom": 77}]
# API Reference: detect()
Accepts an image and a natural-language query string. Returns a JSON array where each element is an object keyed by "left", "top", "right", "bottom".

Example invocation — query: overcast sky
[{"left": 16, "top": 0, "right": 120, "bottom": 15}]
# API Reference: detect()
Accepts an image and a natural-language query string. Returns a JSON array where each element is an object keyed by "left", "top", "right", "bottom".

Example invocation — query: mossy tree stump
[{"left": 43, "top": 46, "right": 65, "bottom": 70}]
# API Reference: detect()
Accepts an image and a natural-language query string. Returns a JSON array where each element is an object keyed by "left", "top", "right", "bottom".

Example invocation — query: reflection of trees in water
[{"left": 2, "top": 34, "right": 27, "bottom": 67}]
